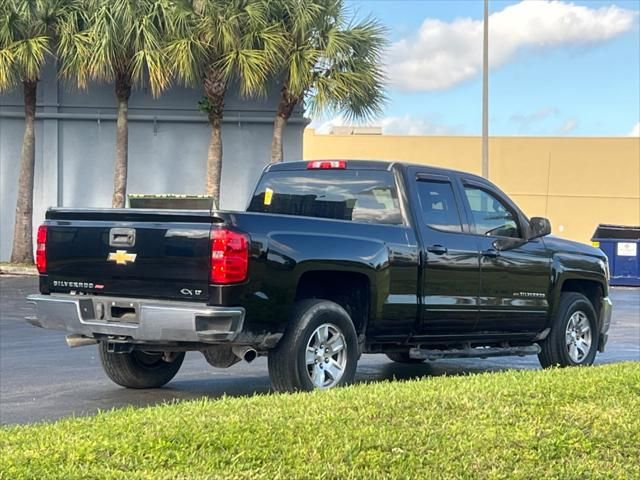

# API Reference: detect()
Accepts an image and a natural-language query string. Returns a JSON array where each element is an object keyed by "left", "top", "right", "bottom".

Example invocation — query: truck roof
[{"left": 267, "top": 159, "right": 487, "bottom": 183}]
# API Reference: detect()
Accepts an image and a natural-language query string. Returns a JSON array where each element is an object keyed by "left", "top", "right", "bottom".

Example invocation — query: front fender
[{"left": 549, "top": 253, "right": 609, "bottom": 319}]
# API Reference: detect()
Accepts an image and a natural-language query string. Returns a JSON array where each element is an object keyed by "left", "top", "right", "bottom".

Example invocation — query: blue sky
[{"left": 315, "top": 0, "right": 640, "bottom": 136}]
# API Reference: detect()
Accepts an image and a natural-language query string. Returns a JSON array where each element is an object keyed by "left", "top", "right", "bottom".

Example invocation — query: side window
[
  {"left": 464, "top": 187, "right": 520, "bottom": 238},
  {"left": 416, "top": 180, "right": 463, "bottom": 232}
]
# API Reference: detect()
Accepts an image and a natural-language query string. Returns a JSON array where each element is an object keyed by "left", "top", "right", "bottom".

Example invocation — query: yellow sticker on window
[{"left": 264, "top": 188, "right": 274, "bottom": 206}]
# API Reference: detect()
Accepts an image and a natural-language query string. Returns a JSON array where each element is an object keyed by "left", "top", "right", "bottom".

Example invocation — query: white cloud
[
  {"left": 308, "top": 115, "right": 349, "bottom": 134},
  {"left": 307, "top": 114, "right": 462, "bottom": 135},
  {"left": 379, "top": 115, "right": 461, "bottom": 135},
  {"left": 388, "top": 1, "right": 638, "bottom": 92},
  {"left": 510, "top": 107, "right": 559, "bottom": 131},
  {"left": 509, "top": 107, "right": 580, "bottom": 134},
  {"left": 557, "top": 118, "right": 578, "bottom": 134},
  {"left": 629, "top": 122, "right": 640, "bottom": 136}
]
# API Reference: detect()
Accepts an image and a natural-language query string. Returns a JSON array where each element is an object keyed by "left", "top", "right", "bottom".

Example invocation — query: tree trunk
[
  {"left": 10, "top": 80, "right": 38, "bottom": 264},
  {"left": 270, "top": 86, "right": 299, "bottom": 164},
  {"left": 203, "top": 68, "right": 226, "bottom": 207},
  {"left": 112, "top": 74, "right": 132, "bottom": 208},
  {"left": 206, "top": 116, "right": 223, "bottom": 207},
  {"left": 270, "top": 115, "right": 287, "bottom": 164}
]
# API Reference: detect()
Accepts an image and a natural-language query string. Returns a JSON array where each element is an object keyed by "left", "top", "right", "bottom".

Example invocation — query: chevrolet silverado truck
[{"left": 27, "top": 160, "right": 613, "bottom": 392}]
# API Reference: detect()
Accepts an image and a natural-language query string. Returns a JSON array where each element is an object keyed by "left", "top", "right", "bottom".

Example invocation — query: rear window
[{"left": 247, "top": 170, "right": 403, "bottom": 225}]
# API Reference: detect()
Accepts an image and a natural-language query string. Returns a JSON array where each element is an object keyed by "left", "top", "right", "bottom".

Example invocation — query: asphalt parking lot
[{"left": 1, "top": 275, "right": 638, "bottom": 425}]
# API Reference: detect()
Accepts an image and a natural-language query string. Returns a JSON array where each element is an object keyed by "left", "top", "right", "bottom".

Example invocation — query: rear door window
[
  {"left": 248, "top": 170, "right": 403, "bottom": 225},
  {"left": 415, "top": 180, "right": 463, "bottom": 232}
]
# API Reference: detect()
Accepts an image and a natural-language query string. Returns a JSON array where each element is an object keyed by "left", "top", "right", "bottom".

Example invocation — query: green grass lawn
[{"left": 1, "top": 362, "right": 639, "bottom": 479}]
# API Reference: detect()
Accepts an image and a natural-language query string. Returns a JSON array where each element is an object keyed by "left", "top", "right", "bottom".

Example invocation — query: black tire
[
  {"left": 385, "top": 351, "right": 425, "bottom": 364},
  {"left": 98, "top": 343, "right": 185, "bottom": 389},
  {"left": 268, "top": 299, "right": 359, "bottom": 392},
  {"left": 538, "top": 292, "right": 598, "bottom": 369}
]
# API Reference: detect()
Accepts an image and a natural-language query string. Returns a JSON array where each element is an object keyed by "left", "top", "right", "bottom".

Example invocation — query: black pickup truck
[{"left": 27, "top": 160, "right": 612, "bottom": 391}]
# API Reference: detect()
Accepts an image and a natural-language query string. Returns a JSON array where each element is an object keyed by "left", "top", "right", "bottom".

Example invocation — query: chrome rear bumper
[{"left": 26, "top": 294, "right": 244, "bottom": 343}]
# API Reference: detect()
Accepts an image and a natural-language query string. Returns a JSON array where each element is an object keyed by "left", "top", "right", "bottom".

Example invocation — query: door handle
[
  {"left": 427, "top": 245, "right": 448, "bottom": 255},
  {"left": 482, "top": 248, "right": 500, "bottom": 258}
]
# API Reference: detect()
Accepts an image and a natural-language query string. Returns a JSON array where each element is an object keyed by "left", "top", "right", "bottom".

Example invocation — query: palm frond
[
  {"left": 57, "top": 6, "right": 93, "bottom": 89},
  {"left": 0, "top": 0, "right": 61, "bottom": 91},
  {"left": 164, "top": 0, "right": 287, "bottom": 99},
  {"left": 11, "top": 36, "right": 51, "bottom": 82},
  {"left": 276, "top": 0, "right": 388, "bottom": 121},
  {"left": 0, "top": 48, "right": 18, "bottom": 90}
]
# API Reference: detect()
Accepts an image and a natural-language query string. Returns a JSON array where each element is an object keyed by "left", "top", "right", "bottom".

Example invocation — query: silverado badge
[{"left": 107, "top": 250, "right": 137, "bottom": 265}]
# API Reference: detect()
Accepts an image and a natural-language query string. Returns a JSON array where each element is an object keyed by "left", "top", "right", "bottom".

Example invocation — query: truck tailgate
[{"left": 43, "top": 209, "right": 218, "bottom": 302}]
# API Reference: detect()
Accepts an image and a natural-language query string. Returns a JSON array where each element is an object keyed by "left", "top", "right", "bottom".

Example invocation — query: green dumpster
[{"left": 127, "top": 194, "right": 214, "bottom": 210}]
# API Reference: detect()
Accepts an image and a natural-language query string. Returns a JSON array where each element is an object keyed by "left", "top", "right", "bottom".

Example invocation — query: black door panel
[
  {"left": 460, "top": 183, "right": 551, "bottom": 334},
  {"left": 408, "top": 168, "right": 480, "bottom": 336},
  {"left": 477, "top": 240, "right": 550, "bottom": 333},
  {"left": 421, "top": 236, "right": 481, "bottom": 335}
]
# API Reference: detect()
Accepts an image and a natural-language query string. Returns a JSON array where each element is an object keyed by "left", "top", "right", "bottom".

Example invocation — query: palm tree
[
  {"left": 58, "top": 0, "right": 173, "bottom": 208},
  {"left": 268, "top": 0, "right": 387, "bottom": 163},
  {"left": 0, "top": 0, "right": 71, "bottom": 264},
  {"left": 165, "top": 0, "right": 281, "bottom": 206}
]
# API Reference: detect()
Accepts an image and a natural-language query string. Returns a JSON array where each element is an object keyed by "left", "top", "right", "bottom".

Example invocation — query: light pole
[{"left": 482, "top": 0, "right": 489, "bottom": 178}]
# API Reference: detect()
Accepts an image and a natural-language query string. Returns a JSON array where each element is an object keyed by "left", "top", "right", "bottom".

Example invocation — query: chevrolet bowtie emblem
[{"left": 107, "top": 250, "right": 137, "bottom": 265}]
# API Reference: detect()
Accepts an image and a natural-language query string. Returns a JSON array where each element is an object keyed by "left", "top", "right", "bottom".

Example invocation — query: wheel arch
[
  {"left": 294, "top": 270, "right": 372, "bottom": 336},
  {"left": 552, "top": 277, "right": 605, "bottom": 331},
  {"left": 560, "top": 278, "right": 604, "bottom": 305},
  {"left": 550, "top": 254, "right": 608, "bottom": 325}
]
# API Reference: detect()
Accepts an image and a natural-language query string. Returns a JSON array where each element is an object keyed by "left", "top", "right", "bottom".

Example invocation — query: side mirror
[{"left": 528, "top": 217, "right": 551, "bottom": 240}]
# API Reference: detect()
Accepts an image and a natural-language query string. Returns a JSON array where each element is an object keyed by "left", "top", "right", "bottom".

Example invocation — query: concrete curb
[{"left": 0, "top": 265, "right": 38, "bottom": 276}]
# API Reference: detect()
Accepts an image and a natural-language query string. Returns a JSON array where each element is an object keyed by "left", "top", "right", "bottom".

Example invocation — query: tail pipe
[
  {"left": 66, "top": 334, "right": 98, "bottom": 348},
  {"left": 232, "top": 345, "right": 257, "bottom": 363}
]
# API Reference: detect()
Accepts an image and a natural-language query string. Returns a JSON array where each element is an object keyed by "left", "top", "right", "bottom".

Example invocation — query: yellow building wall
[{"left": 303, "top": 130, "right": 640, "bottom": 244}]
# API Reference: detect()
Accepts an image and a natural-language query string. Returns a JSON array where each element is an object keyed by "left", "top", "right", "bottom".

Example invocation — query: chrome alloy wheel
[
  {"left": 305, "top": 323, "right": 347, "bottom": 389},
  {"left": 565, "top": 311, "right": 592, "bottom": 363}
]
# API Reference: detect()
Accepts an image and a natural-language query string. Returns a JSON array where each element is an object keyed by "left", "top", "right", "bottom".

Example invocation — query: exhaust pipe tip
[
  {"left": 244, "top": 348, "right": 257, "bottom": 363},
  {"left": 66, "top": 334, "right": 98, "bottom": 348},
  {"left": 232, "top": 345, "right": 258, "bottom": 363}
]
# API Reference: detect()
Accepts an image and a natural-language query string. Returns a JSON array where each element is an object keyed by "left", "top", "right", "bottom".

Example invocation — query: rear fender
[{"left": 264, "top": 231, "right": 389, "bottom": 325}]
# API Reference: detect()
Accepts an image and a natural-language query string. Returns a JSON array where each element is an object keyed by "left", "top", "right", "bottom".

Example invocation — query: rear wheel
[
  {"left": 268, "top": 299, "right": 359, "bottom": 392},
  {"left": 98, "top": 343, "right": 185, "bottom": 388},
  {"left": 538, "top": 292, "right": 598, "bottom": 368},
  {"left": 385, "top": 351, "right": 425, "bottom": 364}
]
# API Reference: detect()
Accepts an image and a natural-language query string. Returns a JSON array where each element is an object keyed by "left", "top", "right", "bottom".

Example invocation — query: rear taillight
[
  {"left": 36, "top": 225, "right": 47, "bottom": 274},
  {"left": 307, "top": 160, "right": 346, "bottom": 170},
  {"left": 210, "top": 228, "right": 249, "bottom": 284}
]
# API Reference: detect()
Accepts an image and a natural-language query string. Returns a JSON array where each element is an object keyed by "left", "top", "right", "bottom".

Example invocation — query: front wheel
[
  {"left": 538, "top": 292, "right": 598, "bottom": 368},
  {"left": 268, "top": 300, "right": 359, "bottom": 392},
  {"left": 98, "top": 343, "right": 185, "bottom": 388}
]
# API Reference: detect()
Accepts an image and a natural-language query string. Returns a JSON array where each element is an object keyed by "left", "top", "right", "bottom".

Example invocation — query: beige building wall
[{"left": 303, "top": 130, "right": 640, "bottom": 244}]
